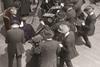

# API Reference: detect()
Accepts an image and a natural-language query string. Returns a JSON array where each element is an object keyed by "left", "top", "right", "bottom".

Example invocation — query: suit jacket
[
  {"left": 6, "top": 28, "right": 25, "bottom": 56},
  {"left": 74, "top": 0, "right": 85, "bottom": 17},
  {"left": 39, "top": 40, "right": 61, "bottom": 67},
  {"left": 83, "top": 14, "right": 96, "bottom": 36},
  {"left": 60, "top": 31, "right": 78, "bottom": 59},
  {"left": 2, "top": 0, "right": 14, "bottom": 9}
]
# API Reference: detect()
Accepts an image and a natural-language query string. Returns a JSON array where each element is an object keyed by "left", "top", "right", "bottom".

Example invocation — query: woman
[{"left": 3, "top": 6, "right": 23, "bottom": 31}]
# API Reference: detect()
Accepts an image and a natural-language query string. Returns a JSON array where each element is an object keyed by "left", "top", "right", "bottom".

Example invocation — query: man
[
  {"left": 38, "top": 26, "right": 62, "bottom": 67},
  {"left": 63, "top": 4, "right": 77, "bottom": 32},
  {"left": 17, "top": 0, "right": 31, "bottom": 17},
  {"left": 80, "top": 6, "right": 96, "bottom": 48},
  {"left": 83, "top": 6, "right": 96, "bottom": 36},
  {"left": 74, "top": 0, "right": 85, "bottom": 17},
  {"left": 58, "top": 24, "right": 78, "bottom": 67},
  {"left": 50, "top": 7, "right": 77, "bottom": 42},
  {"left": 5, "top": 23, "right": 25, "bottom": 67}
]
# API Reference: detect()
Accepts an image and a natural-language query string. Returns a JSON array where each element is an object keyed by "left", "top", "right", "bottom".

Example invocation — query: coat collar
[
  {"left": 65, "top": 32, "right": 70, "bottom": 37},
  {"left": 89, "top": 12, "right": 94, "bottom": 16}
]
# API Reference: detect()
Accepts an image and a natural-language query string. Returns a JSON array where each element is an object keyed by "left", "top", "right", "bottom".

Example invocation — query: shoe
[{"left": 85, "top": 41, "right": 92, "bottom": 48}]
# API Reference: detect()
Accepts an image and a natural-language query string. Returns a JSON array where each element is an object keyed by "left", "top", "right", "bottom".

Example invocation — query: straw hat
[{"left": 84, "top": 6, "right": 94, "bottom": 12}]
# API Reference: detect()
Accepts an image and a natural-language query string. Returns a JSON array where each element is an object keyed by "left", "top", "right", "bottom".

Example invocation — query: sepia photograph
[{"left": 0, "top": 0, "right": 100, "bottom": 67}]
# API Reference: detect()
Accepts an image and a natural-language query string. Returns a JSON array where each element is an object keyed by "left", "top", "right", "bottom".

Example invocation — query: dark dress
[
  {"left": 20, "top": 23, "right": 36, "bottom": 41},
  {"left": 59, "top": 31, "right": 78, "bottom": 67}
]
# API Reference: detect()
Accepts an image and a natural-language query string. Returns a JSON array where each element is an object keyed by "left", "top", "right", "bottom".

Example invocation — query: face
[{"left": 10, "top": 7, "right": 17, "bottom": 15}]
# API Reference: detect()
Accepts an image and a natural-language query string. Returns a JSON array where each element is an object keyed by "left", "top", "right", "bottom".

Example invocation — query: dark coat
[
  {"left": 83, "top": 14, "right": 96, "bottom": 36},
  {"left": 2, "top": 0, "right": 14, "bottom": 9},
  {"left": 18, "top": 0, "right": 30, "bottom": 16},
  {"left": 60, "top": 31, "right": 78, "bottom": 59},
  {"left": 6, "top": 28, "right": 25, "bottom": 56},
  {"left": 74, "top": 0, "right": 85, "bottom": 16},
  {"left": 39, "top": 40, "right": 61, "bottom": 67}
]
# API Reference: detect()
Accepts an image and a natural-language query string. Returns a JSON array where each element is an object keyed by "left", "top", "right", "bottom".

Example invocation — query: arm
[{"left": 19, "top": 21, "right": 24, "bottom": 27}]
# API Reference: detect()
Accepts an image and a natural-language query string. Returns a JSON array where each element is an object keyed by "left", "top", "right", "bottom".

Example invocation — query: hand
[
  {"left": 40, "top": 20, "right": 45, "bottom": 25},
  {"left": 82, "top": 22, "right": 85, "bottom": 26}
]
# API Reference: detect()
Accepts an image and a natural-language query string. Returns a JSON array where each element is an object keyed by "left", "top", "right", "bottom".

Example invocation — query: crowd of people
[{"left": 1, "top": 0, "right": 98, "bottom": 67}]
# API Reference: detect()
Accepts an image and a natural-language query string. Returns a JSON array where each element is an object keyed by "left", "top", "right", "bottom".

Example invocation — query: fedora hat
[
  {"left": 58, "top": 24, "right": 70, "bottom": 33},
  {"left": 41, "top": 26, "right": 54, "bottom": 39},
  {"left": 84, "top": 6, "right": 94, "bottom": 12}
]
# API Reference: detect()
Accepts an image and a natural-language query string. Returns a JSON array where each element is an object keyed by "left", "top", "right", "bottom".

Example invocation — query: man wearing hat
[
  {"left": 5, "top": 23, "right": 25, "bottom": 67},
  {"left": 38, "top": 27, "right": 62, "bottom": 67},
  {"left": 61, "top": 4, "right": 77, "bottom": 32},
  {"left": 80, "top": 6, "right": 96, "bottom": 48},
  {"left": 58, "top": 24, "right": 78, "bottom": 67}
]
